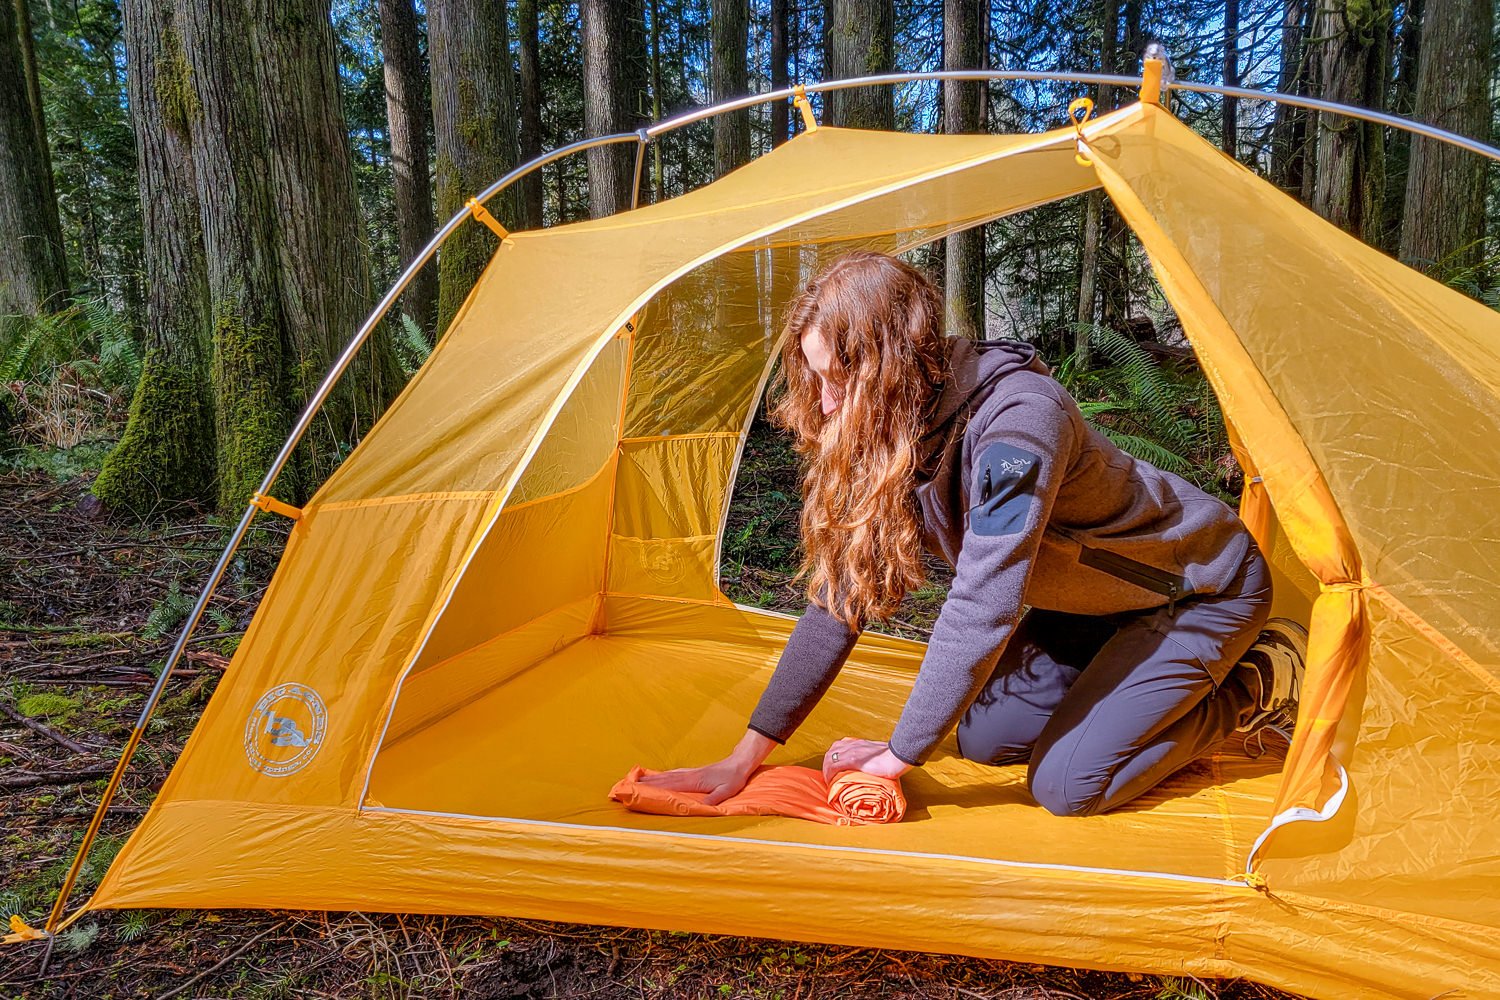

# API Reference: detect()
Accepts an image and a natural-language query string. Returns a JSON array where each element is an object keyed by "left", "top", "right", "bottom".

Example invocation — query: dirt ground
[{"left": 0, "top": 459, "right": 1301, "bottom": 1000}]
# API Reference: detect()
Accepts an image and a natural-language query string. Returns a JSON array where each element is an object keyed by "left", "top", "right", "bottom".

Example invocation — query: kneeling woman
[{"left": 642, "top": 251, "right": 1301, "bottom": 817}]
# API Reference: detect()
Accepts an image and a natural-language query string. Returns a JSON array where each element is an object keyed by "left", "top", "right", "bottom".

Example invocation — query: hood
[{"left": 922, "top": 336, "right": 1050, "bottom": 436}]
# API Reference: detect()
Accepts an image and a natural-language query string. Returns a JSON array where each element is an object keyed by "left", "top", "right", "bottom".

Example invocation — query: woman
[{"left": 641, "top": 251, "right": 1303, "bottom": 817}]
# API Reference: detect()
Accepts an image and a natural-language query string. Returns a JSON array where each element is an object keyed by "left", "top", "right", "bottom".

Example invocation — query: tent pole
[{"left": 38, "top": 63, "right": 1500, "bottom": 941}]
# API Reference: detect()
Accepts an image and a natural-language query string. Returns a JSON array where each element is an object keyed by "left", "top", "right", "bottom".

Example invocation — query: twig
[
  {"left": 155, "top": 922, "right": 286, "bottom": 999},
  {"left": 0, "top": 702, "right": 90, "bottom": 755},
  {"left": 0, "top": 765, "right": 113, "bottom": 790}
]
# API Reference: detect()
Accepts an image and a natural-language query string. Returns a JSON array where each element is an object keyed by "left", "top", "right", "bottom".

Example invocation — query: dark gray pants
[{"left": 956, "top": 539, "right": 1273, "bottom": 816}]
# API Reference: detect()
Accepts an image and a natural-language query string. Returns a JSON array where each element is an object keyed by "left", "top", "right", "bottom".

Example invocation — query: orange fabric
[{"left": 609, "top": 766, "right": 906, "bottom": 826}]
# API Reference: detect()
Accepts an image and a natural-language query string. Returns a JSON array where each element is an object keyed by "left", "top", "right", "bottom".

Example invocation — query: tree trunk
[
  {"left": 770, "top": 0, "right": 790, "bottom": 147},
  {"left": 1311, "top": 0, "right": 1390, "bottom": 240},
  {"left": 582, "top": 0, "right": 647, "bottom": 217},
  {"left": 711, "top": 0, "right": 750, "bottom": 177},
  {"left": 1075, "top": 0, "right": 1119, "bottom": 364},
  {"left": 1222, "top": 0, "right": 1238, "bottom": 157},
  {"left": 94, "top": 0, "right": 216, "bottom": 512},
  {"left": 379, "top": 0, "right": 439, "bottom": 337},
  {"left": 175, "top": 0, "right": 299, "bottom": 511},
  {"left": 429, "top": 0, "right": 520, "bottom": 328},
  {"left": 1270, "top": 0, "right": 1311, "bottom": 195},
  {"left": 0, "top": 0, "right": 69, "bottom": 318},
  {"left": 824, "top": 0, "right": 895, "bottom": 129},
  {"left": 1400, "top": 0, "right": 1491, "bottom": 280},
  {"left": 252, "top": 0, "right": 401, "bottom": 475},
  {"left": 943, "top": 0, "right": 984, "bottom": 338},
  {"left": 516, "top": 0, "right": 545, "bottom": 228}
]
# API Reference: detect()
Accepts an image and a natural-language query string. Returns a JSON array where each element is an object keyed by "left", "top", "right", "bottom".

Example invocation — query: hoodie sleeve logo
[{"left": 969, "top": 441, "right": 1041, "bottom": 537}]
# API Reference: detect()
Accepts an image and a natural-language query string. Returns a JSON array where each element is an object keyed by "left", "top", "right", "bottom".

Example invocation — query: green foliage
[
  {"left": 143, "top": 580, "right": 193, "bottom": 640},
  {"left": 61, "top": 922, "right": 101, "bottom": 953},
  {"left": 0, "top": 299, "right": 139, "bottom": 390},
  {"left": 1055, "top": 324, "right": 1234, "bottom": 498},
  {"left": 117, "top": 909, "right": 150, "bottom": 942},
  {"left": 30, "top": 0, "right": 142, "bottom": 321},
  {"left": 394, "top": 313, "right": 434, "bottom": 375},
  {"left": 16, "top": 692, "right": 81, "bottom": 722}
]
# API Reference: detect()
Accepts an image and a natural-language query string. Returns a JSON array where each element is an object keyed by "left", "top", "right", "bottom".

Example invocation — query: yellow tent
[{"left": 57, "top": 99, "right": 1500, "bottom": 997}]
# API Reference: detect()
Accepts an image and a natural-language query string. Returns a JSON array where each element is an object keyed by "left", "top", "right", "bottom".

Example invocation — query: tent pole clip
[
  {"left": 250, "top": 493, "right": 303, "bottom": 521},
  {"left": 1140, "top": 44, "right": 1174, "bottom": 106},
  {"left": 792, "top": 85, "right": 818, "bottom": 133},
  {"left": 1068, "top": 97, "right": 1095, "bottom": 166},
  {"left": 465, "top": 197, "right": 510, "bottom": 240}
]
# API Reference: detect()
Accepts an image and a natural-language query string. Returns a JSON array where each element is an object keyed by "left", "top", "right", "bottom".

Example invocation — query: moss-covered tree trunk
[
  {"left": 94, "top": 0, "right": 216, "bottom": 513},
  {"left": 0, "top": 0, "right": 69, "bottom": 318},
  {"left": 581, "top": 0, "right": 648, "bottom": 218},
  {"left": 943, "top": 0, "right": 985, "bottom": 338},
  {"left": 429, "top": 0, "right": 519, "bottom": 331},
  {"left": 824, "top": 0, "right": 894, "bottom": 129},
  {"left": 711, "top": 0, "right": 750, "bottom": 178},
  {"left": 379, "top": 0, "right": 439, "bottom": 337},
  {"left": 251, "top": 0, "right": 402, "bottom": 478},
  {"left": 176, "top": 0, "right": 299, "bottom": 511},
  {"left": 1400, "top": 0, "right": 1492, "bottom": 279},
  {"left": 1311, "top": 0, "right": 1391, "bottom": 241},
  {"left": 516, "top": 0, "right": 545, "bottom": 229}
]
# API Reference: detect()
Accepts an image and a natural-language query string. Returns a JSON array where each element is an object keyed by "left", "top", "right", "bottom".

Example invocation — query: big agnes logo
[{"left": 243, "top": 683, "right": 328, "bottom": 777}]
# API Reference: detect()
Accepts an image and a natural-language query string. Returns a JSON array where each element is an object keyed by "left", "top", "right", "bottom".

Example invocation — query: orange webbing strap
[
  {"left": 465, "top": 197, "right": 509, "bottom": 239},
  {"left": 1139, "top": 56, "right": 1165, "bottom": 106},
  {"left": 1068, "top": 97, "right": 1095, "bottom": 166},
  {"left": 792, "top": 85, "right": 818, "bottom": 132},
  {"left": 250, "top": 492, "right": 303, "bottom": 521}
]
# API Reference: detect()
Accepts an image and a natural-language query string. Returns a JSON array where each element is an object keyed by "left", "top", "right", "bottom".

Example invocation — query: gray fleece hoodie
[{"left": 747, "top": 336, "right": 1253, "bottom": 766}]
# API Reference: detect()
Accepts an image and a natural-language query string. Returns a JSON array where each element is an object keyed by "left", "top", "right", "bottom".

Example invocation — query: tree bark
[
  {"left": 252, "top": 0, "right": 402, "bottom": 475},
  {"left": 174, "top": 0, "right": 299, "bottom": 510},
  {"left": 1400, "top": 0, "right": 1491, "bottom": 279},
  {"left": 1269, "top": 0, "right": 1311, "bottom": 195},
  {"left": 0, "top": 0, "right": 69, "bottom": 318},
  {"left": 516, "top": 0, "right": 545, "bottom": 228},
  {"left": 943, "top": 0, "right": 985, "bottom": 338},
  {"left": 824, "top": 0, "right": 895, "bottom": 129},
  {"left": 94, "top": 0, "right": 216, "bottom": 512},
  {"left": 711, "top": 0, "right": 750, "bottom": 177},
  {"left": 429, "top": 0, "right": 520, "bottom": 328},
  {"left": 1311, "top": 0, "right": 1391, "bottom": 240},
  {"left": 1222, "top": 0, "right": 1238, "bottom": 156},
  {"left": 379, "top": 0, "right": 439, "bottom": 337},
  {"left": 582, "top": 0, "right": 647, "bottom": 217},
  {"left": 1075, "top": 0, "right": 1119, "bottom": 364},
  {"left": 770, "top": 0, "right": 790, "bottom": 147}
]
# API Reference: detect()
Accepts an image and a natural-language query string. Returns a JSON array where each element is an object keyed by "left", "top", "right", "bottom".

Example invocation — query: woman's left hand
[{"left": 823, "top": 737, "right": 913, "bottom": 783}]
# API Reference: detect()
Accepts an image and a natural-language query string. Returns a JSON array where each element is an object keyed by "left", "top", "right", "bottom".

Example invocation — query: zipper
[{"left": 1076, "top": 544, "right": 1190, "bottom": 616}]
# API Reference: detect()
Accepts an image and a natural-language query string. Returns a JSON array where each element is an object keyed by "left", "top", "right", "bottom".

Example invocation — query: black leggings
[{"left": 956, "top": 539, "right": 1274, "bottom": 816}]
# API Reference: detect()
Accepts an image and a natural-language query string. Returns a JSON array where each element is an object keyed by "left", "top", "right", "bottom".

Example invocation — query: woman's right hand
[{"left": 636, "top": 729, "right": 777, "bottom": 805}]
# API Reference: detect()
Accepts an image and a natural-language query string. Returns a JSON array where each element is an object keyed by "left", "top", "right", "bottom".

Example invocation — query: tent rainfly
[{"left": 15, "top": 81, "right": 1500, "bottom": 1000}]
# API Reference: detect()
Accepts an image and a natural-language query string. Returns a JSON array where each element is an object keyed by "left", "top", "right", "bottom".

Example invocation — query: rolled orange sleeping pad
[{"left": 609, "top": 765, "right": 906, "bottom": 826}]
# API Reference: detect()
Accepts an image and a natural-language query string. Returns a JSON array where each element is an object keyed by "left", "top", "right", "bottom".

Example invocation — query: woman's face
[{"left": 800, "top": 323, "right": 843, "bottom": 416}]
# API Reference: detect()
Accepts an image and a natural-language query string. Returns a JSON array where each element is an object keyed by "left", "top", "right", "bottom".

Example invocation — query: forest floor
[{"left": 0, "top": 423, "right": 1300, "bottom": 1000}]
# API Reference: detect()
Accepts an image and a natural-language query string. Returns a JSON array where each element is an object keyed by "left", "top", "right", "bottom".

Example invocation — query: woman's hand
[
  {"left": 636, "top": 729, "right": 776, "bottom": 805},
  {"left": 823, "top": 737, "right": 914, "bottom": 782}
]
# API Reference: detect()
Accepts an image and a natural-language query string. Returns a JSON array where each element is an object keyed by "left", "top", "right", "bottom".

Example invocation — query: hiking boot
[{"left": 1233, "top": 617, "right": 1308, "bottom": 738}]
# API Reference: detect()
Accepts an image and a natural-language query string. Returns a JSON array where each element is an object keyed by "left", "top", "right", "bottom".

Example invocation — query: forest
[{"left": 1, "top": 0, "right": 1496, "bottom": 996}]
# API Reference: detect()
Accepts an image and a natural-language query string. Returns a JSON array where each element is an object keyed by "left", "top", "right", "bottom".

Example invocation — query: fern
[{"left": 395, "top": 313, "right": 433, "bottom": 375}]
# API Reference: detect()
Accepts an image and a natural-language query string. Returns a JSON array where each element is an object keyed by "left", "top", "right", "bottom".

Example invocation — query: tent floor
[{"left": 366, "top": 607, "right": 1284, "bottom": 881}]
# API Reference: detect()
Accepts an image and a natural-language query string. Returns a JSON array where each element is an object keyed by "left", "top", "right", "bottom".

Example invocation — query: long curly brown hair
[{"left": 769, "top": 251, "right": 952, "bottom": 627}]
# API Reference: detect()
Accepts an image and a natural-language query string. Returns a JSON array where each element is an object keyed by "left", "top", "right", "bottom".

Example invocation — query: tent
[{"left": 51, "top": 95, "right": 1500, "bottom": 998}]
